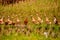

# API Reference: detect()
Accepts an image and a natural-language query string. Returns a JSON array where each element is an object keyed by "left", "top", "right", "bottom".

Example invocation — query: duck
[
  {"left": 15, "top": 18, "right": 21, "bottom": 27},
  {"left": 31, "top": 15, "right": 38, "bottom": 24},
  {"left": 5, "top": 16, "right": 12, "bottom": 25},
  {"left": 0, "top": 17, "right": 4, "bottom": 24},
  {"left": 24, "top": 17, "right": 28, "bottom": 25},
  {"left": 45, "top": 17, "right": 51, "bottom": 24},
  {"left": 36, "top": 14, "right": 43, "bottom": 24},
  {"left": 54, "top": 16, "right": 58, "bottom": 24}
]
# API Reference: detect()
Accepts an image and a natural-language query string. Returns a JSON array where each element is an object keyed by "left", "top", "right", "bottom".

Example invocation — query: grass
[
  {"left": 0, "top": 24, "right": 60, "bottom": 40},
  {"left": 0, "top": 0, "right": 60, "bottom": 40}
]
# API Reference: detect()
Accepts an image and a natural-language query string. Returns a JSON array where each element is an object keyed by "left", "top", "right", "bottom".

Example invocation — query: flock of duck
[
  {"left": 0, "top": 13, "right": 59, "bottom": 25},
  {"left": 0, "top": 14, "right": 60, "bottom": 38}
]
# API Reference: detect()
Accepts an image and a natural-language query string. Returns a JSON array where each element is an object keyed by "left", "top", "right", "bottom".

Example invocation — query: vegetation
[{"left": 0, "top": 0, "right": 60, "bottom": 40}]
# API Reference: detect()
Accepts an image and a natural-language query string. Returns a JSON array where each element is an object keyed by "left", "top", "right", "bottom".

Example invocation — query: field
[{"left": 0, "top": 0, "right": 60, "bottom": 40}]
